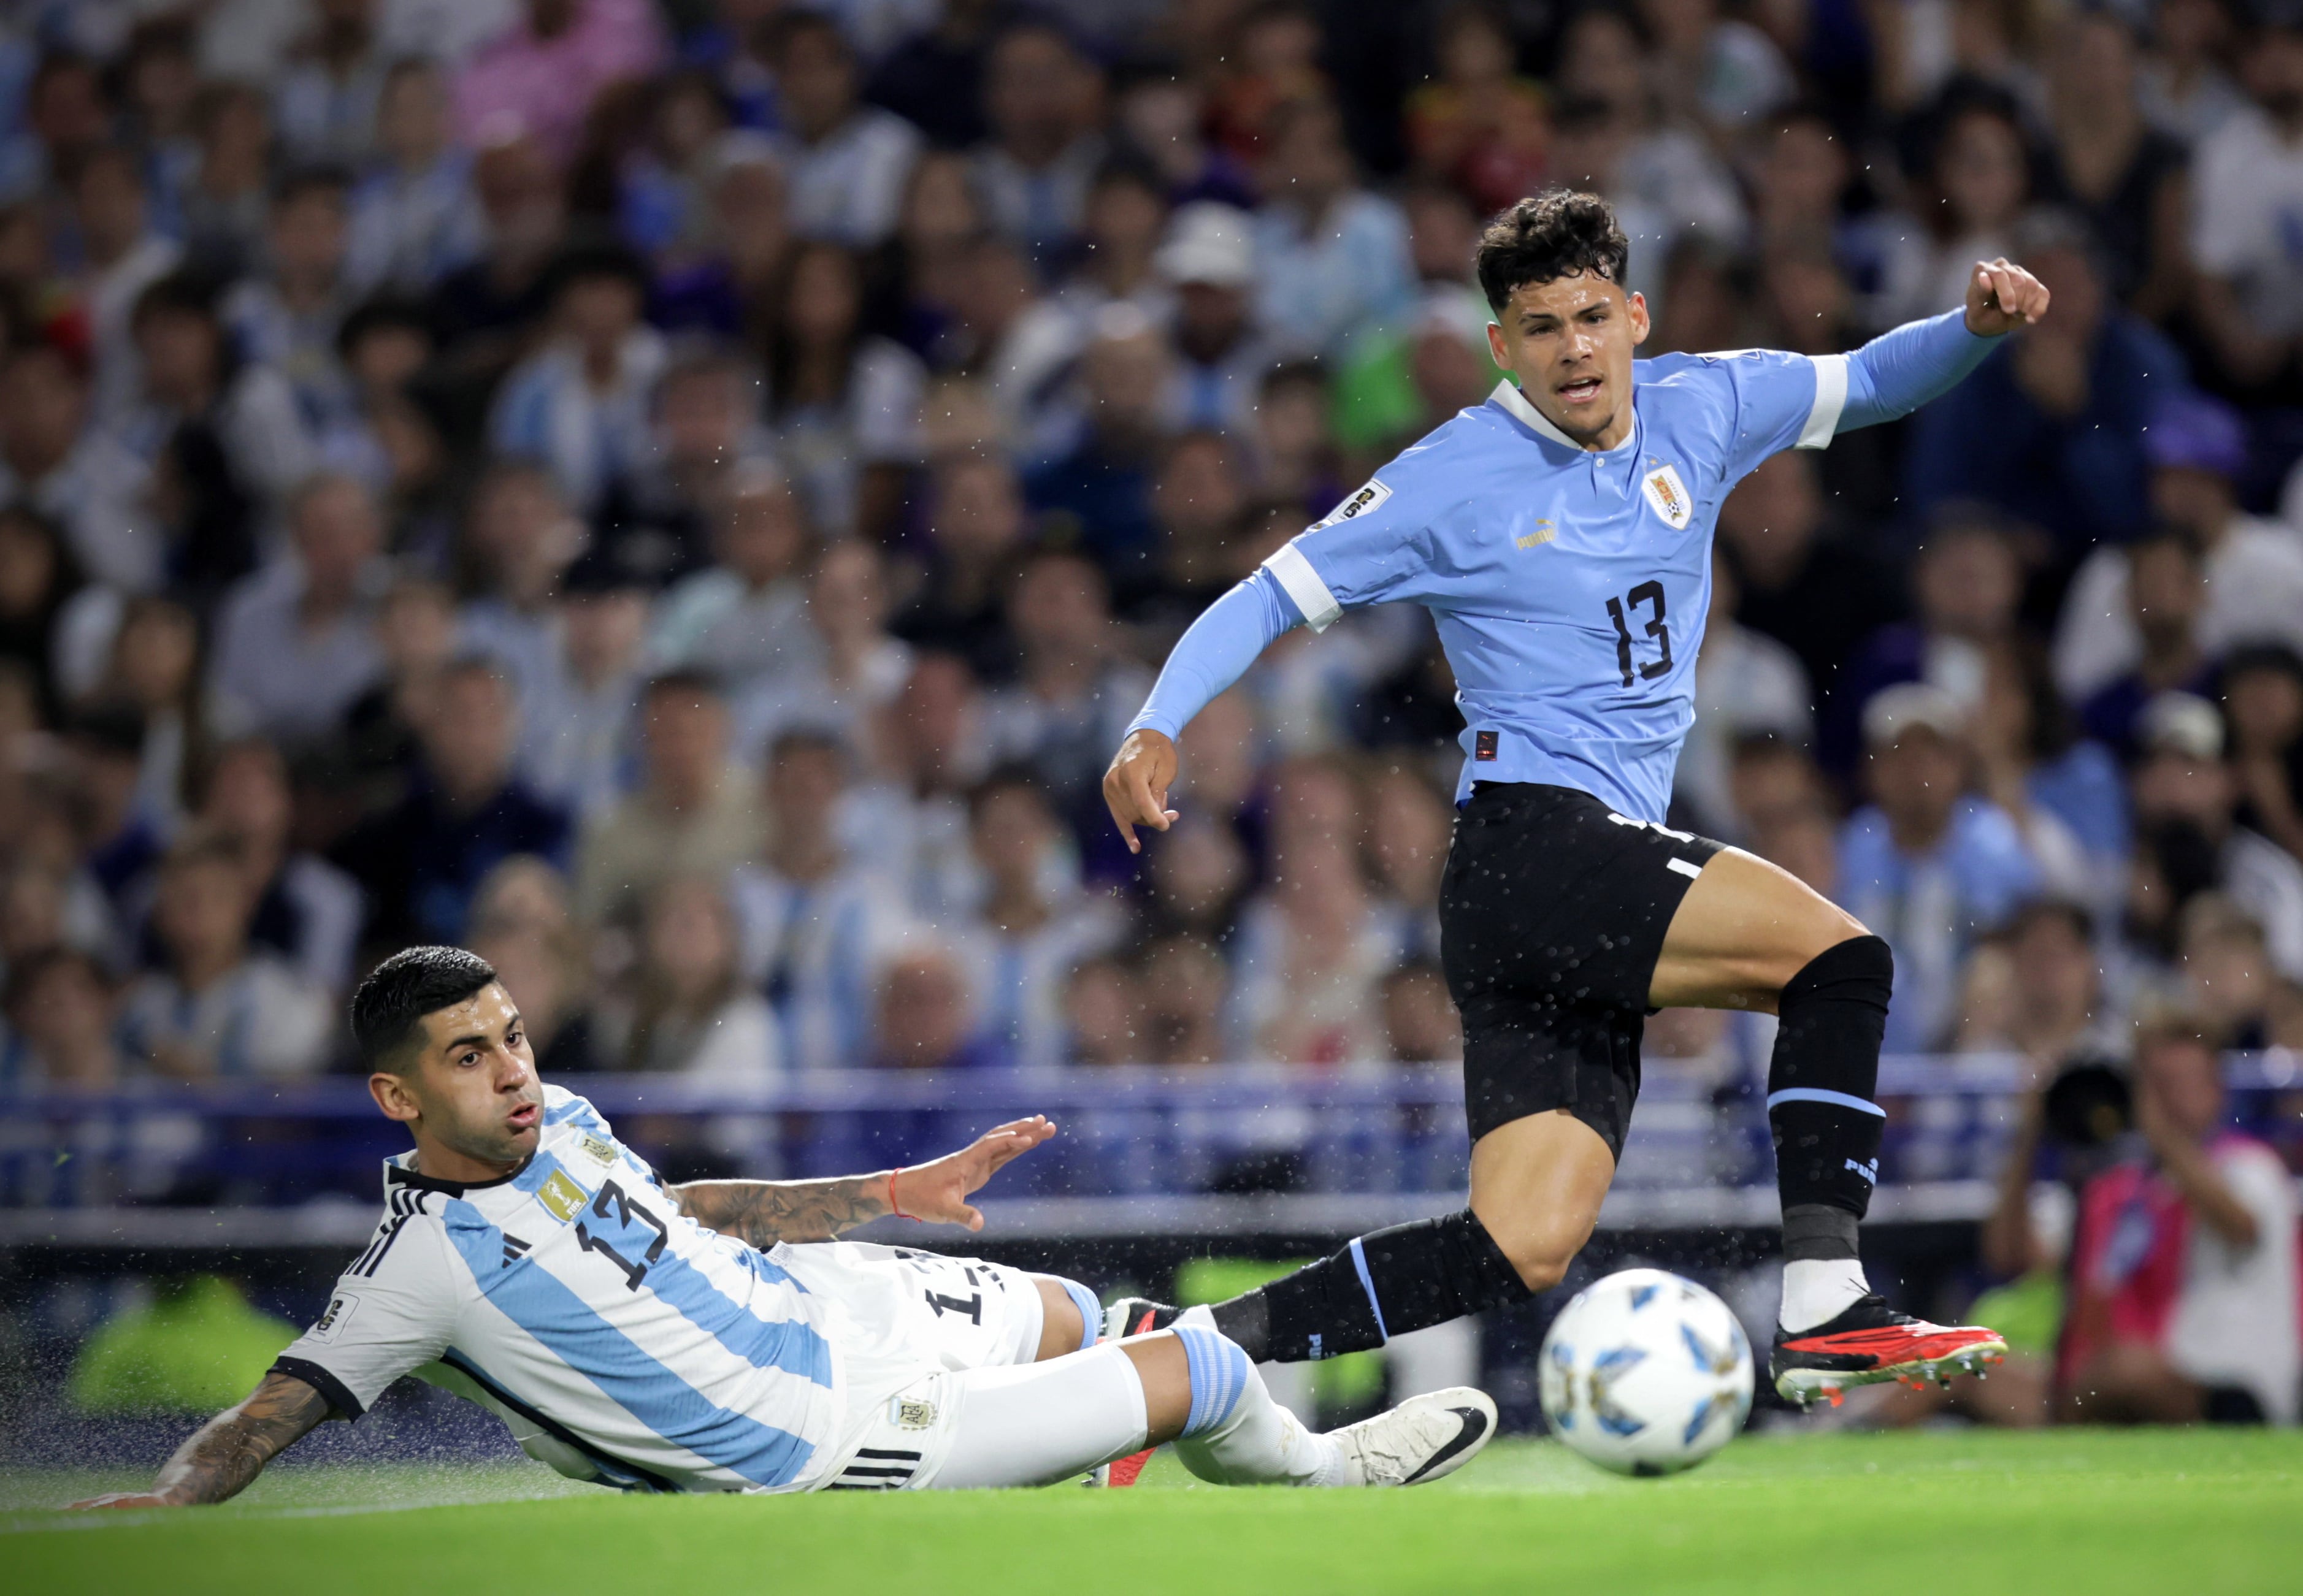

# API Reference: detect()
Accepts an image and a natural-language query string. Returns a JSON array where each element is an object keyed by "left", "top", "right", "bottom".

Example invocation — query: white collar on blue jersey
[{"left": 1487, "top": 378, "right": 1639, "bottom": 455}]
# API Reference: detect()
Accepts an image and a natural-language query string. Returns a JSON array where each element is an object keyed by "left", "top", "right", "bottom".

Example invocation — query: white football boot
[{"left": 1328, "top": 1386, "right": 1498, "bottom": 1487}]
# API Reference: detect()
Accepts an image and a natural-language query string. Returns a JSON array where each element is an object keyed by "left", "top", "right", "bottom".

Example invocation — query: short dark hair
[
  {"left": 131, "top": 269, "right": 223, "bottom": 332},
  {"left": 764, "top": 7, "right": 849, "bottom": 62},
  {"left": 336, "top": 295, "right": 434, "bottom": 360},
  {"left": 967, "top": 763, "right": 1051, "bottom": 820},
  {"left": 272, "top": 166, "right": 350, "bottom": 210},
  {"left": 645, "top": 666, "right": 724, "bottom": 706},
  {"left": 6, "top": 944, "right": 106, "bottom": 1017},
  {"left": 352, "top": 945, "right": 498, "bottom": 1071},
  {"left": 2009, "top": 897, "right": 2093, "bottom": 945},
  {"left": 1475, "top": 191, "right": 1630, "bottom": 313},
  {"left": 769, "top": 726, "right": 846, "bottom": 766},
  {"left": 543, "top": 244, "right": 650, "bottom": 305}
]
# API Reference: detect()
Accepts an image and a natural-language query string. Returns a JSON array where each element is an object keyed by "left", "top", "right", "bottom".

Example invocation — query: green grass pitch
[{"left": 7, "top": 1429, "right": 2301, "bottom": 1596}]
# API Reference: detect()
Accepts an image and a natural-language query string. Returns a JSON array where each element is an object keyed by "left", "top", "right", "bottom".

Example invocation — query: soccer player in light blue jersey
[
  {"left": 71, "top": 947, "right": 1495, "bottom": 1506},
  {"left": 1102, "top": 191, "right": 2051, "bottom": 1405}
]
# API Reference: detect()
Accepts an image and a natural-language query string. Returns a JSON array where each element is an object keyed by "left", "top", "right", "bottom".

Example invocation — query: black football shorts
[{"left": 1439, "top": 782, "right": 1725, "bottom": 1158}]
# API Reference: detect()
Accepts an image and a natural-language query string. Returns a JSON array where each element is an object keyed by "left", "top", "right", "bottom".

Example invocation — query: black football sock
[
  {"left": 1217, "top": 1210, "right": 1533, "bottom": 1364},
  {"left": 1768, "top": 936, "right": 1892, "bottom": 1331},
  {"left": 1767, "top": 934, "right": 1892, "bottom": 1235},
  {"left": 1208, "top": 1292, "right": 1268, "bottom": 1356}
]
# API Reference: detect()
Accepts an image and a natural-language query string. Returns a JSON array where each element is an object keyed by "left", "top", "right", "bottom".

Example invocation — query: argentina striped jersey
[{"left": 270, "top": 1083, "right": 838, "bottom": 1493}]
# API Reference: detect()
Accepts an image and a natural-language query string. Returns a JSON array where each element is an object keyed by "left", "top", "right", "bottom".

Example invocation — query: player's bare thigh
[
  {"left": 1647, "top": 846, "right": 1868, "bottom": 1014},
  {"left": 1030, "top": 1276, "right": 1087, "bottom": 1361}
]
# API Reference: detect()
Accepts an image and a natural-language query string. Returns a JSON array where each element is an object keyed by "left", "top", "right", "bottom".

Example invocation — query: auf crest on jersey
[{"left": 1641, "top": 464, "right": 1693, "bottom": 530}]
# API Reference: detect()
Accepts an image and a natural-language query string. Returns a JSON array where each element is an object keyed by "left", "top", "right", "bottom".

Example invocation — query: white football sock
[
  {"left": 1170, "top": 1326, "right": 1348, "bottom": 1487},
  {"left": 1172, "top": 1357, "right": 1348, "bottom": 1487},
  {"left": 1779, "top": 1258, "right": 1869, "bottom": 1332}
]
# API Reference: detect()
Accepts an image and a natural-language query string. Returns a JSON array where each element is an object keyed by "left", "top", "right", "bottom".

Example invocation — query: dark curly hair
[
  {"left": 1474, "top": 191, "right": 1630, "bottom": 314},
  {"left": 351, "top": 945, "right": 498, "bottom": 1071}
]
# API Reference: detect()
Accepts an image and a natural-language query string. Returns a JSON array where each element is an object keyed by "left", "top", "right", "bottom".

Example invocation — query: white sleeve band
[
  {"left": 1262, "top": 542, "right": 1344, "bottom": 633},
  {"left": 1795, "top": 354, "right": 1848, "bottom": 449}
]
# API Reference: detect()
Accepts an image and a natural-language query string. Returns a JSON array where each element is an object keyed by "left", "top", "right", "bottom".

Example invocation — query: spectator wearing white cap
[
  {"left": 1156, "top": 201, "right": 1278, "bottom": 435},
  {"left": 1837, "top": 683, "right": 2047, "bottom": 1052},
  {"left": 2055, "top": 390, "right": 2303, "bottom": 701},
  {"left": 2128, "top": 689, "right": 2303, "bottom": 981}
]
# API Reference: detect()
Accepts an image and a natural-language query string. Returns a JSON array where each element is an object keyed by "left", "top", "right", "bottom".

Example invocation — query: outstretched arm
[
  {"left": 1105, "top": 571, "right": 1300, "bottom": 850},
  {"left": 1836, "top": 257, "right": 2052, "bottom": 432},
  {"left": 672, "top": 1116, "right": 1057, "bottom": 1245},
  {"left": 71, "top": 1370, "right": 332, "bottom": 1509}
]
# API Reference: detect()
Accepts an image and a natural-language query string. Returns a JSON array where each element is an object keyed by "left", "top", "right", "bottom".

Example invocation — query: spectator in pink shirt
[{"left": 455, "top": 0, "right": 668, "bottom": 167}]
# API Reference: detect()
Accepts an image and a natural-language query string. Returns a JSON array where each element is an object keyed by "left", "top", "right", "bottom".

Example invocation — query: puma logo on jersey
[
  {"left": 1516, "top": 521, "right": 1556, "bottom": 549},
  {"left": 1641, "top": 464, "right": 1693, "bottom": 530},
  {"left": 1315, "top": 478, "right": 1392, "bottom": 527}
]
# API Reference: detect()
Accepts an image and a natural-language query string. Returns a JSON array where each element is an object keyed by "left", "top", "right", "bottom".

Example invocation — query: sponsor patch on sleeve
[
  {"left": 578, "top": 1134, "right": 617, "bottom": 1167},
  {"left": 308, "top": 1291, "right": 361, "bottom": 1344},
  {"left": 1314, "top": 477, "right": 1392, "bottom": 527}
]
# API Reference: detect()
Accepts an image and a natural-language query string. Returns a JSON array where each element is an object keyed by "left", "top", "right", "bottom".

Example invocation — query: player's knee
[
  {"left": 1779, "top": 931, "right": 1893, "bottom": 1007},
  {"left": 1483, "top": 1220, "right": 1581, "bottom": 1292},
  {"left": 1032, "top": 1275, "right": 1101, "bottom": 1357}
]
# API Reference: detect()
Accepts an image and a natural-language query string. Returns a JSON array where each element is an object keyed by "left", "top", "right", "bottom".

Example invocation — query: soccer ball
[{"left": 1538, "top": 1268, "right": 1754, "bottom": 1476}]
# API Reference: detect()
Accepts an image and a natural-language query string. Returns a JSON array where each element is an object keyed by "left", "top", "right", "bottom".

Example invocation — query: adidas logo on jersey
[{"left": 501, "top": 1234, "right": 532, "bottom": 1267}]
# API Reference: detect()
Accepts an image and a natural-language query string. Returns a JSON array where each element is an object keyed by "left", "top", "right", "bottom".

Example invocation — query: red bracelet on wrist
[{"left": 888, "top": 1167, "right": 915, "bottom": 1221}]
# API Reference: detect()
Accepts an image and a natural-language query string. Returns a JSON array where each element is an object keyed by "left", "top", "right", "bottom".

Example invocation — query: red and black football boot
[
  {"left": 1102, "top": 1297, "right": 1179, "bottom": 1340},
  {"left": 1771, "top": 1294, "right": 2007, "bottom": 1408},
  {"left": 1089, "top": 1299, "right": 1177, "bottom": 1486}
]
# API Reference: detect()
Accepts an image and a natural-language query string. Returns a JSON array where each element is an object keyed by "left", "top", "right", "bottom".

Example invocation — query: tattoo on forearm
[
  {"left": 151, "top": 1373, "right": 331, "bottom": 1505},
  {"left": 672, "top": 1174, "right": 891, "bottom": 1247}
]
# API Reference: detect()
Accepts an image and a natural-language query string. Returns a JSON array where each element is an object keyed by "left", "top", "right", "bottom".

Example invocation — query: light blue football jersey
[{"left": 1261, "top": 351, "right": 1846, "bottom": 821}]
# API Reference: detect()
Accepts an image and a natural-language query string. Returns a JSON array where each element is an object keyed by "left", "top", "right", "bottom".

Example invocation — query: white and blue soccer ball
[{"left": 1538, "top": 1268, "right": 1754, "bottom": 1476}]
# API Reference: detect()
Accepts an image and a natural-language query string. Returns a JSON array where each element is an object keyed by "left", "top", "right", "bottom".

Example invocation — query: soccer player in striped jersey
[{"left": 71, "top": 947, "right": 1493, "bottom": 1506}]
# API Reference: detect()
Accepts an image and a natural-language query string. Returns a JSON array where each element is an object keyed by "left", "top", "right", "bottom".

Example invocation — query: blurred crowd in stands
[
  {"left": 0, "top": 0, "right": 2299, "bottom": 1090},
  {"left": 0, "top": 0, "right": 2292, "bottom": 1429}
]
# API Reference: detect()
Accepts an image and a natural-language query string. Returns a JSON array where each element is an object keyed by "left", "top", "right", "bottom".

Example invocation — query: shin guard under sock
[
  {"left": 1171, "top": 1326, "right": 1344, "bottom": 1486},
  {"left": 1767, "top": 935, "right": 1892, "bottom": 1227},
  {"left": 1237, "top": 1209, "right": 1533, "bottom": 1364}
]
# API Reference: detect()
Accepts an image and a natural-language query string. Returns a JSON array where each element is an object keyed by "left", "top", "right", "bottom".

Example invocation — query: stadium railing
[{"left": 7, "top": 1052, "right": 2299, "bottom": 1245}]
